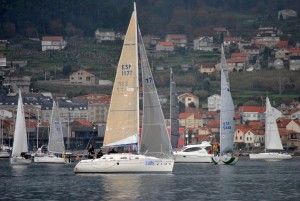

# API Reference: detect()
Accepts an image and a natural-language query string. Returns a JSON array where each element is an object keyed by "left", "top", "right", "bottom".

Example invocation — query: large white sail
[
  {"left": 138, "top": 28, "right": 172, "bottom": 156},
  {"left": 48, "top": 101, "right": 65, "bottom": 153},
  {"left": 12, "top": 89, "right": 28, "bottom": 157},
  {"left": 219, "top": 47, "right": 235, "bottom": 156},
  {"left": 103, "top": 7, "right": 139, "bottom": 147},
  {"left": 265, "top": 97, "right": 284, "bottom": 150}
]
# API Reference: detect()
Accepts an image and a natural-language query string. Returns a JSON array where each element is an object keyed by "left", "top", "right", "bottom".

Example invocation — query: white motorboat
[{"left": 173, "top": 141, "right": 213, "bottom": 163}]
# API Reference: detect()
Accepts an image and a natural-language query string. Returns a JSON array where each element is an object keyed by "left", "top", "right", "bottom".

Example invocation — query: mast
[{"left": 134, "top": 2, "right": 140, "bottom": 154}]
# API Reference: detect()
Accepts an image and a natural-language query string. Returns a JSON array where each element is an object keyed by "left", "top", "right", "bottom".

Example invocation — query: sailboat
[
  {"left": 10, "top": 89, "right": 31, "bottom": 165},
  {"left": 249, "top": 97, "right": 292, "bottom": 160},
  {"left": 74, "top": 3, "right": 174, "bottom": 173},
  {"left": 34, "top": 101, "right": 67, "bottom": 163},
  {"left": 211, "top": 46, "right": 238, "bottom": 165}
]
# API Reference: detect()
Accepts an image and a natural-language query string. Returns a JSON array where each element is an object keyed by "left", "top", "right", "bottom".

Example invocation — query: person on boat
[
  {"left": 97, "top": 150, "right": 103, "bottom": 158},
  {"left": 109, "top": 148, "right": 117, "bottom": 154},
  {"left": 88, "top": 144, "right": 95, "bottom": 159}
]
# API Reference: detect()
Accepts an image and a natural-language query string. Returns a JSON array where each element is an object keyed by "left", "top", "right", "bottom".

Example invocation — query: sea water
[{"left": 0, "top": 157, "right": 299, "bottom": 201}]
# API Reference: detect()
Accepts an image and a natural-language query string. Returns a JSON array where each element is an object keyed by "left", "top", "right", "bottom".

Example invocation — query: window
[
  {"left": 86, "top": 77, "right": 90, "bottom": 81},
  {"left": 240, "top": 136, "right": 242, "bottom": 140}
]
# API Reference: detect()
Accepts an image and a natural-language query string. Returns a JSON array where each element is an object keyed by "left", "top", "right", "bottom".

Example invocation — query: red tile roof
[
  {"left": 231, "top": 52, "right": 249, "bottom": 58},
  {"left": 159, "top": 41, "right": 174, "bottom": 46},
  {"left": 288, "top": 49, "right": 300, "bottom": 53},
  {"left": 72, "top": 119, "right": 92, "bottom": 126},
  {"left": 224, "top": 37, "right": 241, "bottom": 42},
  {"left": 79, "top": 69, "right": 95, "bottom": 77},
  {"left": 275, "top": 41, "right": 288, "bottom": 48},
  {"left": 239, "top": 106, "right": 265, "bottom": 113},
  {"left": 226, "top": 57, "right": 247, "bottom": 63},
  {"left": 43, "top": 36, "right": 63, "bottom": 41},
  {"left": 179, "top": 113, "right": 193, "bottom": 119}
]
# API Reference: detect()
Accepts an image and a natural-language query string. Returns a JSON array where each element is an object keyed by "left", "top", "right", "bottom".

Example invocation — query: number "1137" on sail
[{"left": 121, "top": 64, "right": 132, "bottom": 76}]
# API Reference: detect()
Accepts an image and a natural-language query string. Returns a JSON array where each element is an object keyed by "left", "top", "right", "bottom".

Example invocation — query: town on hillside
[{"left": 0, "top": 8, "right": 300, "bottom": 154}]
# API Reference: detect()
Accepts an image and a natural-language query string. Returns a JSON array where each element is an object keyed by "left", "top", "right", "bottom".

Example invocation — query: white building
[
  {"left": 0, "top": 53, "right": 6, "bottom": 67},
  {"left": 41, "top": 36, "right": 67, "bottom": 51},
  {"left": 207, "top": 94, "right": 221, "bottom": 111},
  {"left": 95, "top": 29, "right": 115, "bottom": 43}
]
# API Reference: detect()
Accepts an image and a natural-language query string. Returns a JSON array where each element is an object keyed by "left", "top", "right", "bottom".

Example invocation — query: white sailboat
[
  {"left": 10, "top": 89, "right": 31, "bottom": 165},
  {"left": 74, "top": 3, "right": 174, "bottom": 173},
  {"left": 211, "top": 46, "right": 238, "bottom": 165},
  {"left": 249, "top": 97, "right": 292, "bottom": 160},
  {"left": 34, "top": 101, "right": 67, "bottom": 163}
]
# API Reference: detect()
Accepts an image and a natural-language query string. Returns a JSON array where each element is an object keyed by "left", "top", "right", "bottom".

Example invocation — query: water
[{"left": 0, "top": 157, "right": 299, "bottom": 201}]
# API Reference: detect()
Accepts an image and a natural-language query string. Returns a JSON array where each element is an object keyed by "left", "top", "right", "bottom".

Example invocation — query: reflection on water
[{"left": 0, "top": 158, "right": 300, "bottom": 200}]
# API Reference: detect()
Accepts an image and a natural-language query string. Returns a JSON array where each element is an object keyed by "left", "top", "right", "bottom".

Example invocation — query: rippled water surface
[{"left": 0, "top": 157, "right": 299, "bottom": 201}]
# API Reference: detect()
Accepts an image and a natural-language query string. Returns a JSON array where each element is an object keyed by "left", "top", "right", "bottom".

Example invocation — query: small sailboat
[
  {"left": 211, "top": 46, "right": 238, "bottom": 165},
  {"left": 249, "top": 97, "right": 292, "bottom": 160},
  {"left": 10, "top": 89, "right": 31, "bottom": 165},
  {"left": 74, "top": 2, "right": 174, "bottom": 173},
  {"left": 34, "top": 101, "right": 67, "bottom": 163}
]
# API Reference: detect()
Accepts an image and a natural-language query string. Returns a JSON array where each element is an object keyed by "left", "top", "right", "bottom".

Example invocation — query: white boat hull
[
  {"left": 211, "top": 155, "right": 238, "bottom": 165},
  {"left": 74, "top": 153, "right": 174, "bottom": 173},
  {"left": 174, "top": 153, "right": 213, "bottom": 163},
  {"left": 0, "top": 151, "right": 10, "bottom": 158},
  {"left": 249, "top": 152, "right": 292, "bottom": 160},
  {"left": 34, "top": 155, "right": 67, "bottom": 164},
  {"left": 10, "top": 157, "right": 31, "bottom": 165}
]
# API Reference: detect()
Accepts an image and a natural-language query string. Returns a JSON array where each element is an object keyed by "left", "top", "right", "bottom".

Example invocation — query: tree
[{"left": 62, "top": 65, "right": 72, "bottom": 77}]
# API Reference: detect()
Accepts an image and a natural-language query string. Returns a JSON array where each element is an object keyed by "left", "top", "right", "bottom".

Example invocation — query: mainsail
[
  {"left": 219, "top": 47, "right": 235, "bottom": 155},
  {"left": 12, "top": 89, "right": 28, "bottom": 157},
  {"left": 264, "top": 97, "right": 284, "bottom": 150},
  {"left": 48, "top": 101, "right": 65, "bottom": 153},
  {"left": 103, "top": 7, "right": 139, "bottom": 147},
  {"left": 170, "top": 68, "right": 179, "bottom": 149},
  {"left": 138, "top": 27, "right": 172, "bottom": 156}
]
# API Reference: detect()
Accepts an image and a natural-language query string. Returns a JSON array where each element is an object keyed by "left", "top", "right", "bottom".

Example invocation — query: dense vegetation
[{"left": 1, "top": 0, "right": 300, "bottom": 40}]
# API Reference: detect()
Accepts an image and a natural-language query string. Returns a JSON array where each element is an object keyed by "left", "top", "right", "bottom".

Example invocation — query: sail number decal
[
  {"left": 145, "top": 160, "right": 155, "bottom": 166},
  {"left": 145, "top": 77, "right": 153, "bottom": 83},
  {"left": 222, "top": 121, "right": 232, "bottom": 130},
  {"left": 121, "top": 64, "right": 132, "bottom": 76}
]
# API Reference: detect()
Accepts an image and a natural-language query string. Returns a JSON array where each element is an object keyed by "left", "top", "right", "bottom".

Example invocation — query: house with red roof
[
  {"left": 165, "top": 34, "right": 187, "bottom": 47},
  {"left": 73, "top": 93, "right": 110, "bottom": 123},
  {"left": 223, "top": 37, "right": 242, "bottom": 47},
  {"left": 226, "top": 57, "right": 247, "bottom": 72},
  {"left": 156, "top": 41, "right": 174, "bottom": 51},
  {"left": 70, "top": 69, "right": 97, "bottom": 85},
  {"left": 238, "top": 106, "right": 265, "bottom": 124},
  {"left": 41, "top": 36, "right": 67, "bottom": 51},
  {"left": 179, "top": 112, "right": 203, "bottom": 129}
]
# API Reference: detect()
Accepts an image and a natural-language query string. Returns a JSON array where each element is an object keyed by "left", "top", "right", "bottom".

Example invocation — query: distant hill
[{"left": 1, "top": 0, "right": 300, "bottom": 40}]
